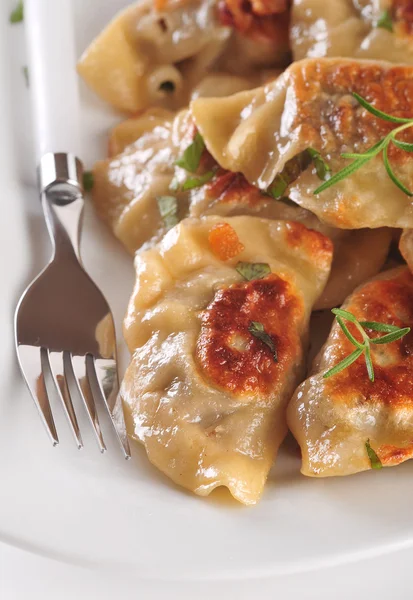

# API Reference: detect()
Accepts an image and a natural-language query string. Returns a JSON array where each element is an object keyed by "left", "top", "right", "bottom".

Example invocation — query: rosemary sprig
[
  {"left": 323, "top": 308, "right": 410, "bottom": 382},
  {"left": 314, "top": 93, "right": 413, "bottom": 196}
]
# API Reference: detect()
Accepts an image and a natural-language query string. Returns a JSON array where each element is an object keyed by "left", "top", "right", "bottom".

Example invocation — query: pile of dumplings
[{"left": 78, "top": 0, "right": 413, "bottom": 505}]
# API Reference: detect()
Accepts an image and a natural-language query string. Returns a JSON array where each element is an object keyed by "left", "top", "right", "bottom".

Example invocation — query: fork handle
[
  {"left": 25, "top": 0, "right": 82, "bottom": 160},
  {"left": 40, "top": 153, "right": 85, "bottom": 262}
]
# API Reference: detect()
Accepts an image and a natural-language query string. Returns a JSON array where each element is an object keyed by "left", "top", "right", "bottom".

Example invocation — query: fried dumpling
[
  {"left": 291, "top": 0, "right": 413, "bottom": 63},
  {"left": 190, "top": 176, "right": 392, "bottom": 309},
  {"left": 92, "top": 109, "right": 193, "bottom": 252},
  {"left": 215, "top": 0, "right": 291, "bottom": 73},
  {"left": 77, "top": 0, "right": 230, "bottom": 112},
  {"left": 287, "top": 266, "right": 413, "bottom": 477},
  {"left": 77, "top": 0, "right": 290, "bottom": 113},
  {"left": 191, "top": 57, "right": 413, "bottom": 229},
  {"left": 312, "top": 227, "right": 392, "bottom": 310},
  {"left": 92, "top": 107, "right": 392, "bottom": 307},
  {"left": 121, "top": 216, "right": 333, "bottom": 504},
  {"left": 399, "top": 228, "right": 413, "bottom": 272}
]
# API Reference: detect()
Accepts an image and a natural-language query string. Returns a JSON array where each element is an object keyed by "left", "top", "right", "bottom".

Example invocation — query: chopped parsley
[
  {"left": 83, "top": 171, "right": 94, "bottom": 192},
  {"left": 248, "top": 321, "right": 278, "bottom": 362},
  {"left": 377, "top": 9, "right": 393, "bottom": 32},
  {"left": 175, "top": 132, "right": 205, "bottom": 173},
  {"left": 181, "top": 170, "right": 215, "bottom": 191},
  {"left": 268, "top": 147, "right": 330, "bottom": 199},
  {"left": 236, "top": 262, "right": 271, "bottom": 281},
  {"left": 10, "top": 1, "right": 23, "bottom": 23},
  {"left": 365, "top": 439, "right": 383, "bottom": 469},
  {"left": 306, "top": 148, "right": 331, "bottom": 181}
]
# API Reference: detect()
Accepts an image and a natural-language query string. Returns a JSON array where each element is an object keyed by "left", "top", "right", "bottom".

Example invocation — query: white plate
[{"left": 2, "top": 0, "right": 413, "bottom": 596}]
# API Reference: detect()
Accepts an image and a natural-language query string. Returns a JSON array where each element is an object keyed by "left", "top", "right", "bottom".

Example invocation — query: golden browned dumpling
[
  {"left": 190, "top": 175, "right": 393, "bottom": 309},
  {"left": 399, "top": 228, "right": 413, "bottom": 272},
  {"left": 92, "top": 108, "right": 187, "bottom": 252},
  {"left": 291, "top": 0, "right": 413, "bottom": 63},
  {"left": 191, "top": 57, "right": 413, "bottom": 229},
  {"left": 77, "top": 0, "right": 290, "bottom": 113},
  {"left": 122, "top": 216, "right": 333, "bottom": 504},
  {"left": 78, "top": 0, "right": 229, "bottom": 112},
  {"left": 92, "top": 107, "right": 392, "bottom": 307},
  {"left": 287, "top": 266, "right": 413, "bottom": 477}
]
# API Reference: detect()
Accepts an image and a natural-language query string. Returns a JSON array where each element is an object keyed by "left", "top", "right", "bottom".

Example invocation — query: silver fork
[{"left": 14, "top": 152, "right": 131, "bottom": 458}]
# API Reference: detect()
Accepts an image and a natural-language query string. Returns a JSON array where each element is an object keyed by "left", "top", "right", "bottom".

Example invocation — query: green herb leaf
[
  {"left": 323, "top": 347, "right": 364, "bottom": 379},
  {"left": 377, "top": 9, "right": 393, "bottom": 33},
  {"left": 341, "top": 138, "right": 387, "bottom": 160},
  {"left": 352, "top": 92, "right": 411, "bottom": 124},
  {"left": 307, "top": 148, "right": 331, "bottom": 180},
  {"left": 22, "top": 65, "right": 29, "bottom": 87},
  {"left": 248, "top": 321, "right": 278, "bottom": 362},
  {"left": 314, "top": 94, "right": 413, "bottom": 196},
  {"left": 182, "top": 170, "right": 215, "bottom": 191},
  {"left": 268, "top": 148, "right": 330, "bottom": 197},
  {"left": 364, "top": 343, "right": 374, "bottom": 382},
  {"left": 325, "top": 309, "right": 410, "bottom": 381},
  {"left": 268, "top": 174, "right": 288, "bottom": 199},
  {"left": 360, "top": 321, "right": 403, "bottom": 333},
  {"left": 10, "top": 1, "right": 23, "bottom": 23},
  {"left": 369, "top": 327, "right": 411, "bottom": 345},
  {"left": 156, "top": 195, "right": 179, "bottom": 229},
  {"left": 331, "top": 307, "right": 361, "bottom": 325},
  {"left": 314, "top": 156, "right": 370, "bottom": 194},
  {"left": 83, "top": 171, "right": 94, "bottom": 192},
  {"left": 392, "top": 138, "right": 413, "bottom": 152},
  {"left": 383, "top": 145, "right": 413, "bottom": 196},
  {"left": 365, "top": 439, "right": 383, "bottom": 469},
  {"left": 335, "top": 316, "right": 364, "bottom": 349},
  {"left": 175, "top": 132, "right": 205, "bottom": 173},
  {"left": 236, "top": 262, "right": 271, "bottom": 281}
]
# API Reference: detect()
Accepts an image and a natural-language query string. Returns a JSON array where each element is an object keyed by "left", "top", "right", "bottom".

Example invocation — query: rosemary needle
[
  {"left": 314, "top": 93, "right": 413, "bottom": 196},
  {"left": 323, "top": 308, "right": 410, "bottom": 382}
]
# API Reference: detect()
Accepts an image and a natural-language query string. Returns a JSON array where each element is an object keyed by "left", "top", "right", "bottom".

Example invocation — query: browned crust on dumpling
[
  {"left": 197, "top": 275, "right": 304, "bottom": 394},
  {"left": 324, "top": 268, "right": 413, "bottom": 409},
  {"left": 291, "top": 60, "right": 413, "bottom": 164},
  {"left": 283, "top": 221, "right": 333, "bottom": 265},
  {"left": 204, "top": 170, "right": 266, "bottom": 206},
  {"left": 393, "top": 0, "right": 413, "bottom": 38},
  {"left": 378, "top": 441, "right": 413, "bottom": 466}
]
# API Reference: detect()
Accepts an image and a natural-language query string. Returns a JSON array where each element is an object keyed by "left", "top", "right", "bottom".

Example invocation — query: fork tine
[
  {"left": 47, "top": 351, "right": 83, "bottom": 449},
  {"left": 87, "top": 356, "right": 131, "bottom": 459},
  {"left": 16, "top": 345, "right": 58, "bottom": 446},
  {"left": 67, "top": 353, "right": 106, "bottom": 453}
]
